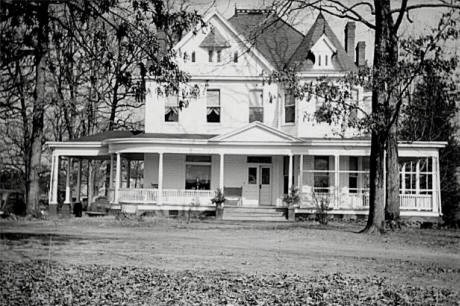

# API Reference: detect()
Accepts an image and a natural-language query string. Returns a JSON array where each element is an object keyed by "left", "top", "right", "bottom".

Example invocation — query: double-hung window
[
  {"left": 164, "top": 95, "right": 179, "bottom": 122},
  {"left": 249, "top": 90, "right": 263, "bottom": 122},
  {"left": 284, "top": 93, "right": 295, "bottom": 123},
  {"left": 206, "top": 89, "right": 220, "bottom": 123}
]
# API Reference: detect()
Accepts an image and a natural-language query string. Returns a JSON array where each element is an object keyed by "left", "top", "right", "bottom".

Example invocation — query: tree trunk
[
  {"left": 361, "top": 131, "right": 386, "bottom": 233},
  {"left": 27, "top": 2, "right": 49, "bottom": 214},
  {"left": 362, "top": 0, "right": 396, "bottom": 233},
  {"left": 385, "top": 123, "right": 401, "bottom": 228}
]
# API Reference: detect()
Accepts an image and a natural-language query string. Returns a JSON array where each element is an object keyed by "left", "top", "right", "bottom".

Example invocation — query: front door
[{"left": 244, "top": 165, "right": 272, "bottom": 206}]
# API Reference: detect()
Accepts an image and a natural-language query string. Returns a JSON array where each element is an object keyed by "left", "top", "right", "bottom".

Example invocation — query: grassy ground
[{"left": 0, "top": 216, "right": 459, "bottom": 305}]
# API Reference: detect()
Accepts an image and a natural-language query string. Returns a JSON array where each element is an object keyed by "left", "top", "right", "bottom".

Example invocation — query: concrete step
[
  {"left": 223, "top": 206, "right": 288, "bottom": 221},
  {"left": 223, "top": 215, "right": 289, "bottom": 222}
]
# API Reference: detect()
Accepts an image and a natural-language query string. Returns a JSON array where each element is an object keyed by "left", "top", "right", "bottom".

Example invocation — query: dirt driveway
[{"left": 1, "top": 217, "right": 459, "bottom": 294}]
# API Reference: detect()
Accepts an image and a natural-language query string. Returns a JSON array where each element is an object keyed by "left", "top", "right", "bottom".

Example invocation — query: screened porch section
[{"left": 298, "top": 155, "right": 440, "bottom": 214}]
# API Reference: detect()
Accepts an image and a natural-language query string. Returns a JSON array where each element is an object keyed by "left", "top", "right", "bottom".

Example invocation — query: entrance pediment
[{"left": 210, "top": 122, "right": 301, "bottom": 143}]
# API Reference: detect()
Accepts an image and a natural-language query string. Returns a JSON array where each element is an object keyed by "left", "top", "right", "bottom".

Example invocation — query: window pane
[
  {"left": 314, "top": 175, "right": 329, "bottom": 192},
  {"left": 349, "top": 176, "right": 358, "bottom": 193},
  {"left": 207, "top": 90, "right": 220, "bottom": 106},
  {"left": 362, "top": 157, "right": 370, "bottom": 171},
  {"left": 207, "top": 107, "right": 220, "bottom": 122},
  {"left": 186, "top": 165, "right": 211, "bottom": 190},
  {"left": 165, "top": 107, "right": 178, "bottom": 122},
  {"left": 261, "top": 168, "right": 270, "bottom": 184},
  {"left": 248, "top": 167, "right": 257, "bottom": 184},
  {"left": 285, "top": 106, "right": 295, "bottom": 123},
  {"left": 349, "top": 156, "right": 358, "bottom": 171},
  {"left": 165, "top": 95, "right": 178, "bottom": 106},
  {"left": 247, "top": 156, "right": 272, "bottom": 163},
  {"left": 186, "top": 155, "right": 211, "bottom": 163},
  {"left": 250, "top": 90, "right": 263, "bottom": 107},
  {"left": 285, "top": 94, "right": 295, "bottom": 106},
  {"left": 249, "top": 107, "right": 263, "bottom": 122},
  {"left": 314, "top": 156, "right": 329, "bottom": 171}
]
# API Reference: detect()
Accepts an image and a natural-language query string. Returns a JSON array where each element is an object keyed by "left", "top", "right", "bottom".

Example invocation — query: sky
[{"left": 186, "top": 0, "right": 459, "bottom": 65}]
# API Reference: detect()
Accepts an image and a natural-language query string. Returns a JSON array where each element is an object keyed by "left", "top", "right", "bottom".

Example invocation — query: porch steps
[{"left": 223, "top": 206, "right": 288, "bottom": 222}]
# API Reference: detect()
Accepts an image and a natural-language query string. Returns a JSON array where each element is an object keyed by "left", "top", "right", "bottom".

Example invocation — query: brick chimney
[
  {"left": 344, "top": 22, "right": 356, "bottom": 60},
  {"left": 355, "top": 41, "right": 366, "bottom": 66}
]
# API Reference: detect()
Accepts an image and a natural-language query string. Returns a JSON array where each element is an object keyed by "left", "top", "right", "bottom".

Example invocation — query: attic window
[
  {"left": 325, "top": 55, "right": 328, "bottom": 66},
  {"left": 217, "top": 50, "right": 221, "bottom": 62},
  {"left": 192, "top": 51, "right": 196, "bottom": 62},
  {"left": 183, "top": 52, "right": 189, "bottom": 62},
  {"left": 208, "top": 50, "right": 213, "bottom": 62},
  {"left": 233, "top": 51, "right": 238, "bottom": 63},
  {"left": 318, "top": 55, "right": 321, "bottom": 66}
]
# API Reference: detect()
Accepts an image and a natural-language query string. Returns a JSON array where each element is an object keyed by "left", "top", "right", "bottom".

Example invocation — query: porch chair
[{"left": 223, "top": 187, "right": 243, "bottom": 206}]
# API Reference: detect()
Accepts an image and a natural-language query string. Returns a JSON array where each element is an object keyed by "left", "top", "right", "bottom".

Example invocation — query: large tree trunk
[
  {"left": 27, "top": 2, "right": 49, "bottom": 214},
  {"left": 385, "top": 123, "right": 401, "bottom": 228},
  {"left": 362, "top": 131, "right": 386, "bottom": 233},
  {"left": 362, "top": 0, "right": 397, "bottom": 233}
]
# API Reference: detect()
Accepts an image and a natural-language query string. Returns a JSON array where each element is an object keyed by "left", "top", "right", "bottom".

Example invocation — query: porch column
[
  {"left": 299, "top": 154, "right": 303, "bottom": 190},
  {"left": 64, "top": 157, "right": 72, "bottom": 204},
  {"left": 109, "top": 154, "right": 114, "bottom": 189},
  {"left": 88, "top": 160, "right": 93, "bottom": 209},
  {"left": 114, "top": 153, "right": 121, "bottom": 204},
  {"left": 334, "top": 155, "right": 340, "bottom": 208},
  {"left": 219, "top": 153, "right": 224, "bottom": 191},
  {"left": 158, "top": 152, "right": 164, "bottom": 205},
  {"left": 126, "top": 159, "right": 131, "bottom": 188},
  {"left": 288, "top": 153, "right": 293, "bottom": 191},
  {"left": 434, "top": 155, "right": 441, "bottom": 214},
  {"left": 48, "top": 154, "right": 55, "bottom": 204},
  {"left": 75, "top": 159, "right": 82, "bottom": 203},
  {"left": 383, "top": 151, "right": 387, "bottom": 208},
  {"left": 49, "top": 154, "right": 59, "bottom": 215}
]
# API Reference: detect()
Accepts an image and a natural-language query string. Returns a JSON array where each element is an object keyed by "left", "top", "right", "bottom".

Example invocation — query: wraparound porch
[{"left": 46, "top": 128, "right": 444, "bottom": 218}]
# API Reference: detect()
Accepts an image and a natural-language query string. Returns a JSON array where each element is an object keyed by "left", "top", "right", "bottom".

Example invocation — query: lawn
[{"left": 0, "top": 217, "right": 459, "bottom": 305}]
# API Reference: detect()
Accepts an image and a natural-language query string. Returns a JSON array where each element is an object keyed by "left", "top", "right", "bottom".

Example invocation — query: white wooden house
[{"left": 47, "top": 9, "right": 445, "bottom": 219}]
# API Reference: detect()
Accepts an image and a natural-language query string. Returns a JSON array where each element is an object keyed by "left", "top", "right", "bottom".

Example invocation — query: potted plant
[
  {"left": 283, "top": 186, "right": 301, "bottom": 221},
  {"left": 211, "top": 188, "right": 226, "bottom": 220}
]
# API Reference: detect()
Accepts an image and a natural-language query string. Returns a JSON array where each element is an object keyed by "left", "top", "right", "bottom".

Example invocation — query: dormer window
[
  {"left": 208, "top": 50, "right": 213, "bottom": 62},
  {"left": 310, "top": 34, "right": 336, "bottom": 70},
  {"left": 200, "top": 27, "right": 230, "bottom": 64}
]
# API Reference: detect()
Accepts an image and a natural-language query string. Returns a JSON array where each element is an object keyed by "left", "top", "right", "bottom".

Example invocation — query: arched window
[
  {"left": 318, "top": 54, "right": 322, "bottom": 66},
  {"left": 191, "top": 51, "right": 196, "bottom": 62}
]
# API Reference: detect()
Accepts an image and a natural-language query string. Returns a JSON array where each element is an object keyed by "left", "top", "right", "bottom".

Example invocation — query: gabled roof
[
  {"left": 174, "top": 8, "right": 276, "bottom": 71},
  {"left": 289, "top": 13, "right": 357, "bottom": 72},
  {"left": 228, "top": 10, "right": 304, "bottom": 70},
  {"left": 210, "top": 121, "right": 302, "bottom": 143},
  {"left": 199, "top": 27, "right": 230, "bottom": 49}
]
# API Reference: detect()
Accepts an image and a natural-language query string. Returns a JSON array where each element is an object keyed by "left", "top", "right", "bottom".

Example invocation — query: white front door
[
  {"left": 243, "top": 165, "right": 272, "bottom": 206},
  {"left": 259, "top": 166, "right": 271, "bottom": 205}
]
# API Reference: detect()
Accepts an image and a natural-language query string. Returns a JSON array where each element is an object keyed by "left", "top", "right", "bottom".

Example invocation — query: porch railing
[
  {"left": 117, "top": 188, "right": 214, "bottom": 206},
  {"left": 299, "top": 189, "right": 432, "bottom": 211}
]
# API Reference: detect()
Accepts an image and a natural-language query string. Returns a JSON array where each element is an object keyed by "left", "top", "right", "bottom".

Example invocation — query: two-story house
[{"left": 47, "top": 9, "right": 445, "bottom": 219}]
